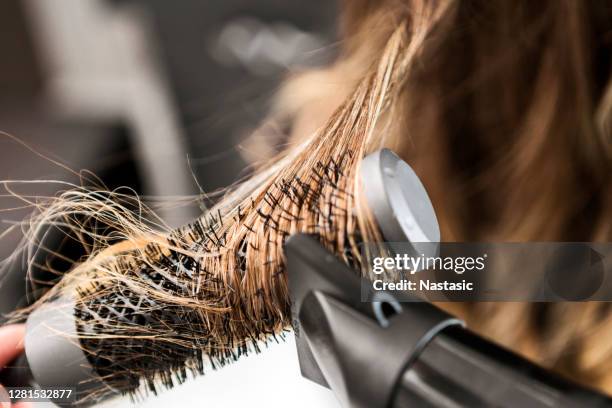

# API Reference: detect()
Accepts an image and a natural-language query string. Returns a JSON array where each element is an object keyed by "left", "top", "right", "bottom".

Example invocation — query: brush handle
[{"left": 1, "top": 296, "right": 116, "bottom": 406}]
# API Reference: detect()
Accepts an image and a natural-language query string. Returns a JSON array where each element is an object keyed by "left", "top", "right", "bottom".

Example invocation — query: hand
[{"left": 0, "top": 325, "right": 30, "bottom": 408}]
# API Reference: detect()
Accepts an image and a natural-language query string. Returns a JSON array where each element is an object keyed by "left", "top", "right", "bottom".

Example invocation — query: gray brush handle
[{"left": 1, "top": 296, "right": 115, "bottom": 406}]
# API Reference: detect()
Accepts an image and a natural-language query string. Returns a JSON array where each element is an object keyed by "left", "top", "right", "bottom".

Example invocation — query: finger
[
  {"left": 13, "top": 402, "right": 32, "bottom": 408},
  {"left": 0, "top": 383, "right": 10, "bottom": 408},
  {"left": 0, "top": 325, "right": 26, "bottom": 368}
]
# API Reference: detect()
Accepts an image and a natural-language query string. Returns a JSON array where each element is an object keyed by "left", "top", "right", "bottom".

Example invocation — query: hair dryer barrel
[{"left": 393, "top": 325, "right": 612, "bottom": 407}]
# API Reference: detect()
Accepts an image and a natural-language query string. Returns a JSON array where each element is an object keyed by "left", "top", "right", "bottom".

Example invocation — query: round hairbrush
[
  {"left": 0, "top": 148, "right": 437, "bottom": 405},
  {"left": 0, "top": 149, "right": 436, "bottom": 406}
]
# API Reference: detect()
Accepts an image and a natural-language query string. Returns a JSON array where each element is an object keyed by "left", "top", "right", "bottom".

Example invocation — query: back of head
[{"left": 277, "top": 0, "right": 612, "bottom": 393}]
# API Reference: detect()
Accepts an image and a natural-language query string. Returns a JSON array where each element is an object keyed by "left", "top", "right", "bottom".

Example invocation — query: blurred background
[{"left": 0, "top": 1, "right": 340, "bottom": 406}]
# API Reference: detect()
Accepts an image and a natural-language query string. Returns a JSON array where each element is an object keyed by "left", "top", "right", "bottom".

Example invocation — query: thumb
[{"left": 0, "top": 325, "right": 25, "bottom": 368}]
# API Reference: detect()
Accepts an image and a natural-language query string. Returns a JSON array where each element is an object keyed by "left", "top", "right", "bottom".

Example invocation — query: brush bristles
[{"left": 72, "top": 154, "right": 361, "bottom": 398}]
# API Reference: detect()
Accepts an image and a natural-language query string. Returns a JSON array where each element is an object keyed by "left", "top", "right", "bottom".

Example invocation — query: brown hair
[{"left": 275, "top": 0, "right": 612, "bottom": 392}]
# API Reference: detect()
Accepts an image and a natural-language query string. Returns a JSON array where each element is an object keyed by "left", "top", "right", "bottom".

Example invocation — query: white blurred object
[
  {"left": 211, "top": 17, "right": 326, "bottom": 76},
  {"left": 23, "top": 0, "right": 196, "bottom": 226}
]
